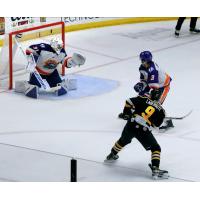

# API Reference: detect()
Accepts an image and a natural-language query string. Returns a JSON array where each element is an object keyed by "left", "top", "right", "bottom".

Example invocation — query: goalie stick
[
  {"left": 14, "top": 35, "right": 61, "bottom": 92},
  {"left": 165, "top": 110, "right": 193, "bottom": 120}
]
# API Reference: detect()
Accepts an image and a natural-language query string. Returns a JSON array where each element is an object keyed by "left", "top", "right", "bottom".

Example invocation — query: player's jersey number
[{"left": 141, "top": 106, "right": 155, "bottom": 125}]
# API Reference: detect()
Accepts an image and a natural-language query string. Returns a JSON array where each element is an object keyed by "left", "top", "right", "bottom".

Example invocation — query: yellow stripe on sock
[
  {"left": 115, "top": 142, "right": 123, "bottom": 149},
  {"left": 113, "top": 146, "right": 121, "bottom": 152}
]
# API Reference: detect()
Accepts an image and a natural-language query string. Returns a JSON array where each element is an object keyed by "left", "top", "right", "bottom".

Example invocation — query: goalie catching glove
[{"left": 66, "top": 53, "right": 86, "bottom": 68}]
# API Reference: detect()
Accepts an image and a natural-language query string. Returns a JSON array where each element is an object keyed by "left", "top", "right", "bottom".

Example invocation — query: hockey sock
[
  {"left": 112, "top": 141, "right": 124, "bottom": 155},
  {"left": 151, "top": 150, "right": 161, "bottom": 168}
]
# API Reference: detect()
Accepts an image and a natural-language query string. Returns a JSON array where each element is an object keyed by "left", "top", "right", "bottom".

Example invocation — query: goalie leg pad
[
  {"left": 56, "top": 85, "right": 67, "bottom": 96},
  {"left": 15, "top": 80, "right": 27, "bottom": 93},
  {"left": 24, "top": 82, "right": 39, "bottom": 99},
  {"left": 63, "top": 78, "right": 77, "bottom": 90},
  {"left": 56, "top": 80, "right": 68, "bottom": 96},
  {"left": 15, "top": 80, "right": 38, "bottom": 99}
]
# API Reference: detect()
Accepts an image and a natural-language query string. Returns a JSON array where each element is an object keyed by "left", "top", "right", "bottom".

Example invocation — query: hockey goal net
[{"left": 0, "top": 21, "right": 65, "bottom": 90}]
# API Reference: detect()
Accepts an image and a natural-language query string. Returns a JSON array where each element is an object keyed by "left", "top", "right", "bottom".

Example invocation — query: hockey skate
[
  {"left": 104, "top": 152, "right": 119, "bottom": 163},
  {"left": 174, "top": 29, "right": 180, "bottom": 37},
  {"left": 190, "top": 28, "right": 200, "bottom": 33},
  {"left": 159, "top": 119, "right": 174, "bottom": 132},
  {"left": 118, "top": 113, "right": 130, "bottom": 120},
  {"left": 148, "top": 164, "right": 169, "bottom": 180},
  {"left": 56, "top": 86, "right": 67, "bottom": 96},
  {"left": 56, "top": 81, "right": 68, "bottom": 96}
]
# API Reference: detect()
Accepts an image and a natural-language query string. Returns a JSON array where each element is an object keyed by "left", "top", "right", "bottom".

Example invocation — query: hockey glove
[
  {"left": 67, "top": 53, "right": 86, "bottom": 68},
  {"left": 134, "top": 81, "right": 147, "bottom": 93}
]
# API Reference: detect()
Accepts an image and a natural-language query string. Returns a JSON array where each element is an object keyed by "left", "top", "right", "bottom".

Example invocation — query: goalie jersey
[
  {"left": 26, "top": 43, "right": 67, "bottom": 75},
  {"left": 139, "top": 61, "right": 172, "bottom": 89},
  {"left": 128, "top": 95, "right": 166, "bottom": 128}
]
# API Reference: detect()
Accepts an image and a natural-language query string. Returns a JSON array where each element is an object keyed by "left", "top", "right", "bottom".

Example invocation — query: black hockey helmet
[{"left": 150, "top": 89, "right": 162, "bottom": 101}]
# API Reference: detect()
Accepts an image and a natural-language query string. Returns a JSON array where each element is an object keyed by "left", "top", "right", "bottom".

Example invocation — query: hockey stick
[
  {"left": 165, "top": 110, "right": 193, "bottom": 120},
  {"left": 14, "top": 36, "right": 61, "bottom": 92}
]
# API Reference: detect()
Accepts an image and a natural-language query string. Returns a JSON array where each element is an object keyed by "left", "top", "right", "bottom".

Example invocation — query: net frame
[{"left": 7, "top": 21, "right": 65, "bottom": 90}]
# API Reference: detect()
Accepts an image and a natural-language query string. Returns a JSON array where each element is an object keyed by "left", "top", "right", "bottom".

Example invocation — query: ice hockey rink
[{"left": 0, "top": 19, "right": 200, "bottom": 182}]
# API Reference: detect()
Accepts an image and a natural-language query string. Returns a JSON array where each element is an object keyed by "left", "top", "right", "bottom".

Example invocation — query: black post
[{"left": 70, "top": 158, "right": 77, "bottom": 182}]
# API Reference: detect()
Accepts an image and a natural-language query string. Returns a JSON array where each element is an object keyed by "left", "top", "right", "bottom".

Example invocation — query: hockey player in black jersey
[{"left": 105, "top": 93, "right": 169, "bottom": 179}]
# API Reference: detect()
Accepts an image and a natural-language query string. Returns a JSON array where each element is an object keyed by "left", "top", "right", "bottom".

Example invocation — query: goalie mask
[{"left": 50, "top": 37, "right": 63, "bottom": 54}]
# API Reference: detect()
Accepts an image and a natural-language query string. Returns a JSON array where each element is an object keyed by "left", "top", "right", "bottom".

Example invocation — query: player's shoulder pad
[
  {"left": 139, "top": 64, "right": 146, "bottom": 71},
  {"left": 149, "top": 61, "right": 156, "bottom": 70},
  {"left": 39, "top": 43, "right": 58, "bottom": 54},
  {"left": 29, "top": 43, "right": 49, "bottom": 50},
  {"left": 148, "top": 63, "right": 157, "bottom": 73},
  {"left": 29, "top": 43, "right": 40, "bottom": 50},
  {"left": 39, "top": 43, "right": 52, "bottom": 50},
  {"left": 132, "top": 95, "right": 142, "bottom": 103}
]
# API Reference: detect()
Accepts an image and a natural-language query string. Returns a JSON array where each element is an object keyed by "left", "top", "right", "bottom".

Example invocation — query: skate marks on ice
[
  {"left": 0, "top": 141, "right": 192, "bottom": 182},
  {"left": 0, "top": 129, "right": 195, "bottom": 182},
  {"left": 77, "top": 157, "right": 193, "bottom": 182},
  {"left": 114, "top": 27, "right": 200, "bottom": 41},
  {"left": 114, "top": 28, "right": 172, "bottom": 41}
]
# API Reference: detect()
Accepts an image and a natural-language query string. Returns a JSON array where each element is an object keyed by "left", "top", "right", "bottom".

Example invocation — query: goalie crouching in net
[{"left": 15, "top": 37, "right": 86, "bottom": 99}]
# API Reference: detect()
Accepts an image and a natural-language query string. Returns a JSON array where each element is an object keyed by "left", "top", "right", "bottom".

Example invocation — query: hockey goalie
[{"left": 15, "top": 35, "right": 86, "bottom": 98}]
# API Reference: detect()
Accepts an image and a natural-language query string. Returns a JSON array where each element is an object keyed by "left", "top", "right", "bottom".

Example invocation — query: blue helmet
[{"left": 139, "top": 51, "right": 153, "bottom": 62}]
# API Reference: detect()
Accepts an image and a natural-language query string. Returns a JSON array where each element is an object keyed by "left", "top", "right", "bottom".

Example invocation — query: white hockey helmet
[{"left": 50, "top": 37, "right": 63, "bottom": 53}]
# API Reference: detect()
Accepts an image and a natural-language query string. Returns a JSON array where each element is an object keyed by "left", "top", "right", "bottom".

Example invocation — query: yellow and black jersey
[{"left": 127, "top": 95, "right": 165, "bottom": 127}]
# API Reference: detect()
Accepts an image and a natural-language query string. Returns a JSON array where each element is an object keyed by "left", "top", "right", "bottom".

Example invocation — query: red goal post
[{"left": 8, "top": 21, "right": 65, "bottom": 90}]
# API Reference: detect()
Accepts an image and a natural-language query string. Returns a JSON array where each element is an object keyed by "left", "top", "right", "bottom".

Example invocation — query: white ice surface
[{"left": 0, "top": 19, "right": 200, "bottom": 182}]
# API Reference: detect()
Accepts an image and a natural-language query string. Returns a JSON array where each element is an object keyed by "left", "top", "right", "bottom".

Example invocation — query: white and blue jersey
[
  {"left": 139, "top": 61, "right": 172, "bottom": 89},
  {"left": 26, "top": 43, "right": 68, "bottom": 76},
  {"left": 26, "top": 43, "right": 69, "bottom": 88}
]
